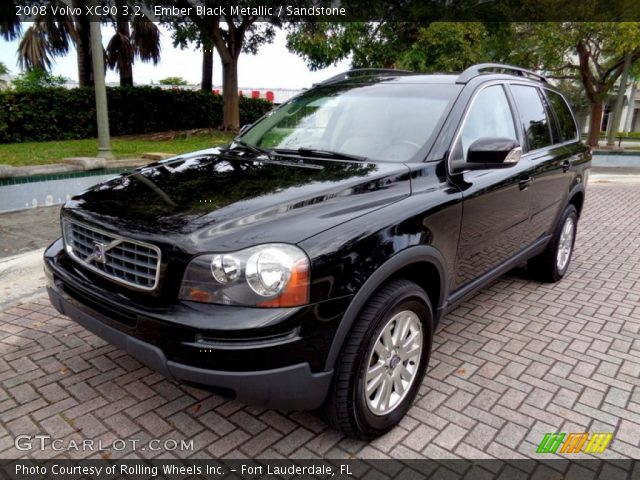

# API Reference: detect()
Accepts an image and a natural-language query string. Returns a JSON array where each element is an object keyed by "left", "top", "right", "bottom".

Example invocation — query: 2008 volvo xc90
[{"left": 45, "top": 64, "right": 590, "bottom": 439}]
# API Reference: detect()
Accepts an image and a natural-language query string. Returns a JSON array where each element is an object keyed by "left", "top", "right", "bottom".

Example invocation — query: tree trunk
[
  {"left": 587, "top": 101, "right": 603, "bottom": 148},
  {"left": 210, "top": 20, "right": 246, "bottom": 131},
  {"left": 201, "top": 45, "right": 213, "bottom": 92},
  {"left": 606, "top": 52, "right": 632, "bottom": 146},
  {"left": 221, "top": 57, "right": 239, "bottom": 130},
  {"left": 73, "top": 0, "right": 93, "bottom": 87},
  {"left": 117, "top": 16, "right": 133, "bottom": 86}
]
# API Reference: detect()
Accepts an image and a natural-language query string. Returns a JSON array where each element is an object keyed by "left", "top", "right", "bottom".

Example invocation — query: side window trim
[
  {"left": 537, "top": 87, "right": 561, "bottom": 145},
  {"left": 541, "top": 87, "right": 580, "bottom": 143},
  {"left": 503, "top": 82, "right": 526, "bottom": 151},
  {"left": 446, "top": 81, "right": 520, "bottom": 174},
  {"left": 506, "top": 82, "right": 555, "bottom": 155}
]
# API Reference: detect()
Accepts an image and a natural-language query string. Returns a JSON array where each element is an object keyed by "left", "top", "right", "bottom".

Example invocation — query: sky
[{"left": 0, "top": 24, "right": 351, "bottom": 89}]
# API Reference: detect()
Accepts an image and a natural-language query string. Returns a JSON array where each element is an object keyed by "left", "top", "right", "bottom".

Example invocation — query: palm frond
[
  {"left": 132, "top": 18, "right": 161, "bottom": 64},
  {"left": 18, "top": 25, "right": 53, "bottom": 71},
  {"left": 0, "top": 1, "right": 22, "bottom": 40},
  {"left": 1, "top": 21, "right": 22, "bottom": 41},
  {"left": 106, "top": 31, "right": 135, "bottom": 71},
  {"left": 38, "top": 16, "right": 75, "bottom": 55}
]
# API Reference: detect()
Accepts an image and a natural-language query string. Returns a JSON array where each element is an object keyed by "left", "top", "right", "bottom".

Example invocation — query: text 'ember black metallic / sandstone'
[{"left": 45, "top": 64, "right": 591, "bottom": 439}]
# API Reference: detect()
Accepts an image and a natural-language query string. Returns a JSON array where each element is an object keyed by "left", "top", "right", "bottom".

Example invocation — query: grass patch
[{"left": 0, "top": 130, "right": 236, "bottom": 166}]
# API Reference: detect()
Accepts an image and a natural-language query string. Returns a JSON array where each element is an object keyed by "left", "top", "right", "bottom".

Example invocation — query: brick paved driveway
[{"left": 1, "top": 182, "right": 639, "bottom": 460}]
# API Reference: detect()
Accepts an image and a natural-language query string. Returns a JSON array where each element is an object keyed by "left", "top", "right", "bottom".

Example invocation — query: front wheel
[
  {"left": 322, "top": 279, "right": 433, "bottom": 439},
  {"left": 528, "top": 204, "right": 578, "bottom": 282}
]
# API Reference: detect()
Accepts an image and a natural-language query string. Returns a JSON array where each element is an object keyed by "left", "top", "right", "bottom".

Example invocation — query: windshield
[{"left": 239, "top": 82, "right": 461, "bottom": 162}]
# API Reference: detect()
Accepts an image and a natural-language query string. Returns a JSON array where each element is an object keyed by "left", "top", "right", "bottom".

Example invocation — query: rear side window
[
  {"left": 546, "top": 90, "right": 578, "bottom": 142},
  {"left": 510, "top": 85, "right": 553, "bottom": 151}
]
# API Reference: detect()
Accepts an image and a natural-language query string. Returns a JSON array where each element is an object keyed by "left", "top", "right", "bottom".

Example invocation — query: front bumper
[{"left": 44, "top": 238, "right": 340, "bottom": 410}]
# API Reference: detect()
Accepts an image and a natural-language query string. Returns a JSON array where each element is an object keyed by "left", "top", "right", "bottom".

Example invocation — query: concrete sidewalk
[
  {"left": 0, "top": 249, "right": 46, "bottom": 309},
  {"left": 0, "top": 205, "right": 61, "bottom": 259},
  {"left": 0, "top": 206, "right": 60, "bottom": 308}
]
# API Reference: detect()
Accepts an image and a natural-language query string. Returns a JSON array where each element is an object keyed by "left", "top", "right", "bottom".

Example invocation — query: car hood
[{"left": 63, "top": 149, "right": 411, "bottom": 252}]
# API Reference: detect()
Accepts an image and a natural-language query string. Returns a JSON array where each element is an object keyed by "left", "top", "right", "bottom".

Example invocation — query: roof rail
[
  {"left": 315, "top": 68, "right": 414, "bottom": 87},
  {"left": 456, "top": 63, "right": 548, "bottom": 84}
]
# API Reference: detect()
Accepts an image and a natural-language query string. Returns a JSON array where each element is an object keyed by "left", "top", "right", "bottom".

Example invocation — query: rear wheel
[
  {"left": 528, "top": 204, "right": 578, "bottom": 282},
  {"left": 322, "top": 279, "right": 433, "bottom": 439}
]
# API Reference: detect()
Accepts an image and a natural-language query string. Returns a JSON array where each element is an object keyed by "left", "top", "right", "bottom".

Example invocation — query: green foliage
[
  {"left": 12, "top": 68, "right": 66, "bottom": 91},
  {"left": 286, "top": 22, "right": 415, "bottom": 70},
  {"left": 505, "top": 23, "right": 640, "bottom": 88},
  {"left": 551, "top": 80, "right": 592, "bottom": 130},
  {"left": 158, "top": 76, "right": 189, "bottom": 85},
  {"left": 400, "top": 23, "right": 493, "bottom": 72},
  {"left": 0, "top": 86, "right": 273, "bottom": 144},
  {"left": 238, "top": 95, "right": 273, "bottom": 126},
  {"left": 0, "top": 62, "right": 8, "bottom": 74}
]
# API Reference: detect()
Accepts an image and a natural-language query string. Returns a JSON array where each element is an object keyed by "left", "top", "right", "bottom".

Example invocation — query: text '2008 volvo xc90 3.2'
[{"left": 44, "top": 63, "right": 591, "bottom": 439}]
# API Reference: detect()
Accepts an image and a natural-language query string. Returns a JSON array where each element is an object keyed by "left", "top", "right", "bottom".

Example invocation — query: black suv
[{"left": 44, "top": 64, "right": 590, "bottom": 439}]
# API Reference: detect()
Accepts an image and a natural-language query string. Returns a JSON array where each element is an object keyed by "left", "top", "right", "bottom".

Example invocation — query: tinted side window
[
  {"left": 458, "top": 85, "right": 517, "bottom": 160},
  {"left": 546, "top": 90, "right": 578, "bottom": 142},
  {"left": 510, "top": 85, "right": 553, "bottom": 150}
]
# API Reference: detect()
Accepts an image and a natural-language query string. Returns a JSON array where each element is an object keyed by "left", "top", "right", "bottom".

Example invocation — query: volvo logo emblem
[
  {"left": 92, "top": 243, "right": 108, "bottom": 264},
  {"left": 84, "top": 239, "right": 122, "bottom": 265}
]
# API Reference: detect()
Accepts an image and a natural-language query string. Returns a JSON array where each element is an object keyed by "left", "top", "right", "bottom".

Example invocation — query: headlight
[{"left": 178, "top": 244, "right": 310, "bottom": 307}]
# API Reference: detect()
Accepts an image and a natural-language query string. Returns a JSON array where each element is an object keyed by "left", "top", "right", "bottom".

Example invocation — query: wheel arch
[
  {"left": 568, "top": 188, "right": 585, "bottom": 217},
  {"left": 324, "top": 245, "right": 447, "bottom": 371}
]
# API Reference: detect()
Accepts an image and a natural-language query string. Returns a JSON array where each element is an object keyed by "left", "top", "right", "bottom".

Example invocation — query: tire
[
  {"left": 322, "top": 279, "right": 433, "bottom": 440},
  {"left": 528, "top": 204, "right": 578, "bottom": 282}
]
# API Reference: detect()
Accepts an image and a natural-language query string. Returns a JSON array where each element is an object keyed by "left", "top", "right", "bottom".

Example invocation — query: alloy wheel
[{"left": 364, "top": 310, "right": 423, "bottom": 416}]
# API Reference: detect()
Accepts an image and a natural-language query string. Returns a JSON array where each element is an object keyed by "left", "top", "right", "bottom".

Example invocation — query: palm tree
[
  {"left": 72, "top": 0, "right": 93, "bottom": 86},
  {"left": 17, "top": 13, "right": 76, "bottom": 71},
  {"left": 201, "top": 39, "right": 214, "bottom": 92},
  {"left": 7, "top": 0, "right": 160, "bottom": 87},
  {"left": 106, "top": 3, "right": 161, "bottom": 86},
  {"left": 8, "top": 0, "right": 94, "bottom": 86},
  {"left": 170, "top": 22, "right": 214, "bottom": 92}
]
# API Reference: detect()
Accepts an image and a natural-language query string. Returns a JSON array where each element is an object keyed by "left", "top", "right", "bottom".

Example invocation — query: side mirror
[
  {"left": 464, "top": 137, "right": 522, "bottom": 170},
  {"left": 239, "top": 123, "right": 252, "bottom": 135}
]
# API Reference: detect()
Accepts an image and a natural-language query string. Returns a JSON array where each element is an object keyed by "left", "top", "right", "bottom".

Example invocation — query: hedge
[{"left": 0, "top": 86, "right": 273, "bottom": 144}]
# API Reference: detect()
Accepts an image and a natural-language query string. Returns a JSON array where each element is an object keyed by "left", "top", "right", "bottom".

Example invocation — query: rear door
[
  {"left": 450, "top": 83, "right": 534, "bottom": 289},
  {"left": 508, "top": 84, "right": 575, "bottom": 241}
]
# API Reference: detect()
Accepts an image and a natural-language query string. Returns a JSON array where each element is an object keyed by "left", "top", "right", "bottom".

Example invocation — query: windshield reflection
[{"left": 240, "top": 82, "right": 460, "bottom": 163}]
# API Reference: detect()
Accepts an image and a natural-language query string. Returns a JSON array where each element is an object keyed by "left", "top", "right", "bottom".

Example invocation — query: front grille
[{"left": 62, "top": 219, "right": 161, "bottom": 290}]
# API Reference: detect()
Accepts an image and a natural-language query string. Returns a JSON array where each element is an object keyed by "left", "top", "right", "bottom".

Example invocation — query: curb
[
  {"left": 0, "top": 248, "right": 47, "bottom": 309},
  {"left": 0, "top": 158, "right": 151, "bottom": 179}
]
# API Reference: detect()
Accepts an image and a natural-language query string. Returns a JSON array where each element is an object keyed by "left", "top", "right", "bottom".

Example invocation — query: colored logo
[
  {"left": 92, "top": 242, "right": 107, "bottom": 264},
  {"left": 537, "top": 433, "right": 613, "bottom": 454},
  {"left": 86, "top": 239, "right": 121, "bottom": 265}
]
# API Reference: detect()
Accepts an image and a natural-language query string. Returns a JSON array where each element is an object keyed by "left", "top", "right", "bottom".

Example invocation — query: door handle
[
  {"left": 562, "top": 159, "right": 571, "bottom": 173},
  {"left": 518, "top": 174, "right": 532, "bottom": 191}
]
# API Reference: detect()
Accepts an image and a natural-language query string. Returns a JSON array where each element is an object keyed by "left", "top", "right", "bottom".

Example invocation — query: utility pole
[
  {"left": 89, "top": 0, "right": 112, "bottom": 158},
  {"left": 606, "top": 52, "right": 632, "bottom": 148}
]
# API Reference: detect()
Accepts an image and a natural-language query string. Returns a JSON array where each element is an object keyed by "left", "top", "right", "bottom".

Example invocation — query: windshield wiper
[
  {"left": 223, "top": 139, "right": 273, "bottom": 158},
  {"left": 274, "top": 147, "right": 368, "bottom": 162}
]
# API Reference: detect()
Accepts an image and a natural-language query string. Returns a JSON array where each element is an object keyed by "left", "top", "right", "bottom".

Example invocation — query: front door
[{"left": 450, "top": 84, "right": 533, "bottom": 289}]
